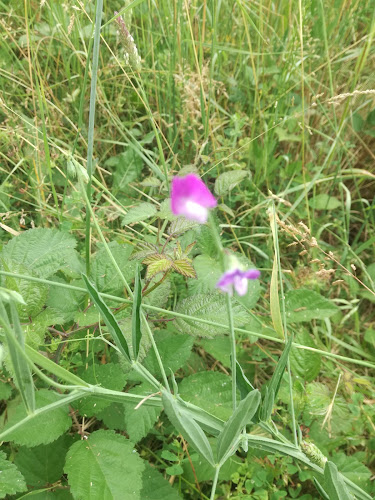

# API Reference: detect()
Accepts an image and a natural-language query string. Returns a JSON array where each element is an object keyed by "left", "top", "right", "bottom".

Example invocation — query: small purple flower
[
  {"left": 216, "top": 268, "right": 260, "bottom": 296},
  {"left": 171, "top": 174, "right": 217, "bottom": 223}
]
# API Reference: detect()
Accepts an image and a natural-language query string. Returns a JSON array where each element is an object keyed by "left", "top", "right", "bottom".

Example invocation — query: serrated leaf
[
  {"left": 82, "top": 275, "right": 131, "bottom": 362},
  {"left": 179, "top": 371, "right": 233, "bottom": 421},
  {"left": 324, "top": 461, "right": 353, "bottom": 500},
  {"left": 172, "top": 258, "right": 196, "bottom": 278},
  {"left": 332, "top": 453, "right": 372, "bottom": 489},
  {"left": 73, "top": 363, "right": 127, "bottom": 417},
  {"left": 217, "top": 389, "right": 261, "bottom": 464},
  {"left": 122, "top": 202, "right": 157, "bottom": 225},
  {"left": 46, "top": 277, "right": 85, "bottom": 323},
  {"left": 260, "top": 335, "right": 293, "bottom": 421},
  {"left": 214, "top": 170, "right": 248, "bottom": 196},
  {"left": 143, "top": 254, "right": 173, "bottom": 280},
  {"left": 90, "top": 241, "right": 136, "bottom": 296},
  {"left": 14, "top": 434, "right": 72, "bottom": 487},
  {"left": 124, "top": 384, "right": 162, "bottom": 442},
  {"left": 290, "top": 331, "right": 321, "bottom": 381},
  {"left": 0, "top": 450, "right": 27, "bottom": 499},
  {"left": 64, "top": 430, "right": 144, "bottom": 500},
  {"left": 168, "top": 217, "right": 199, "bottom": 236},
  {"left": 141, "top": 461, "right": 182, "bottom": 500},
  {"left": 162, "top": 390, "right": 215, "bottom": 466},
  {"left": 285, "top": 289, "right": 339, "bottom": 322},
  {"left": 1, "top": 228, "right": 77, "bottom": 278},
  {"left": 175, "top": 292, "right": 250, "bottom": 338},
  {"left": 1, "top": 389, "right": 72, "bottom": 446}
]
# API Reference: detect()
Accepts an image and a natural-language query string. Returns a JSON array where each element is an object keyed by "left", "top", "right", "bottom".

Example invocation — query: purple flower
[
  {"left": 171, "top": 174, "right": 217, "bottom": 223},
  {"left": 216, "top": 268, "right": 260, "bottom": 296}
]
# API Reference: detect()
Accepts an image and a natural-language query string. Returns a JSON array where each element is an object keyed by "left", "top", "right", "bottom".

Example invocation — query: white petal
[
  {"left": 183, "top": 200, "right": 208, "bottom": 223},
  {"left": 234, "top": 276, "right": 248, "bottom": 296}
]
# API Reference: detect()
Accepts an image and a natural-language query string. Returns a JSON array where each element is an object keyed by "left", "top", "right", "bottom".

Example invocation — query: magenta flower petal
[
  {"left": 216, "top": 268, "right": 260, "bottom": 296},
  {"left": 171, "top": 174, "right": 217, "bottom": 223}
]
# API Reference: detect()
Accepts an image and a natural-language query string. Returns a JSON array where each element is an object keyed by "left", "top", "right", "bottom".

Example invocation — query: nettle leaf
[
  {"left": 64, "top": 430, "right": 144, "bottom": 500},
  {"left": 168, "top": 217, "right": 199, "bottom": 236},
  {"left": 1, "top": 389, "right": 72, "bottom": 447},
  {"left": 46, "top": 277, "right": 85, "bottom": 323},
  {"left": 143, "top": 277, "right": 171, "bottom": 309},
  {"left": 90, "top": 241, "right": 136, "bottom": 296},
  {"left": 332, "top": 453, "right": 372, "bottom": 490},
  {"left": 143, "top": 254, "right": 173, "bottom": 280},
  {"left": 290, "top": 331, "right": 321, "bottom": 382},
  {"left": 14, "top": 434, "right": 73, "bottom": 487},
  {"left": 214, "top": 170, "right": 248, "bottom": 196},
  {"left": 1, "top": 228, "right": 77, "bottom": 278},
  {"left": 0, "top": 450, "right": 27, "bottom": 498},
  {"left": 122, "top": 202, "right": 158, "bottom": 225},
  {"left": 172, "top": 258, "right": 197, "bottom": 278},
  {"left": 73, "top": 363, "right": 127, "bottom": 417},
  {"left": 141, "top": 458, "right": 182, "bottom": 500},
  {"left": 179, "top": 371, "right": 233, "bottom": 421},
  {"left": 143, "top": 329, "right": 194, "bottom": 378},
  {"left": 123, "top": 383, "right": 162, "bottom": 442},
  {"left": 285, "top": 289, "right": 339, "bottom": 322},
  {"left": 175, "top": 292, "right": 250, "bottom": 338}
]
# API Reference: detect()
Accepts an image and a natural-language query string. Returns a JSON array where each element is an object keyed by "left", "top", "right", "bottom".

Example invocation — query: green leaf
[
  {"left": 64, "top": 430, "right": 145, "bottom": 500},
  {"left": 0, "top": 379, "right": 12, "bottom": 400},
  {"left": 214, "top": 170, "right": 248, "bottom": 196},
  {"left": 141, "top": 461, "right": 182, "bottom": 500},
  {"left": 124, "top": 383, "right": 162, "bottom": 442},
  {"left": 260, "top": 335, "right": 293, "bottom": 421},
  {"left": 168, "top": 217, "right": 199, "bottom": 236},
  {"left": 1, "top": 228, "right": 77, "bottom": 278},
  {"left": 285, "top": 289, "right": 339, "bottom": 322},
  {"left": 162, "top": 390, "right": 215, "bottom": 466},
  {"left": 172, "top": 258, "right": 197, "bottom": 278},
  {"left": 324, "top": 461, "right": 353, "bottom": 500},
  {"left": 1, "top": 389, "right": 72, "bottom": 446},
  {"left": 310, "top": 194, "right": 342, "bottom": 210},
  {"left": 73, "top": 363, "right": 127, "bottom": 417},
  {"left": 290, "top": 331, "right": 321, "bottom": 381},
  {"left": 14, "top": 434, "right": 72, "bottom": 487},
  {"left": 143, "top": 329, "right": 194, "bottom": 378},
  {"left": 82, "top": 274, "right": 131, "bottom": 362},
  {"left": 0, "top": 450, "right": 27, "bottom": 499},
  {"left": 132, "top": 263, "right": 142, "bottom": 359},
  {"left": 143, "top": 254, "right": 173, "bottom": 280},
  {"left": 332, "top": 453, "right": 372, "bottom": 490},
  {"left": 90, "top": 241, "right": 136, "bottom": 296},
  {"left": 217, "top": 389, "right": 261, "bottom": 463},
  {"left": 46, "top": 277, "right": 85, "bottom": 323},
  {"left": 143, "top": 277, "right": 171, "bottom": 309},
  {"left": 122, "top": 202, "right": 157, "bottom": 225},
  {"left": 236, "top": 360, "right": 255, "bottom": 399},
  {"left": 175, "top": 292, "right": 250, "bottom": 338},
  {"left": 166, "top": 464, "right": 184, "bottom": 475},
  {"left": 179, "top": 371, "right": 233, "bottom": 421}
]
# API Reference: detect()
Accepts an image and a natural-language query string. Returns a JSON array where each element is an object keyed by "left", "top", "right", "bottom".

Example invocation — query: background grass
[{"left": 1, "top": 0, "right": 375, "bottom": 498}]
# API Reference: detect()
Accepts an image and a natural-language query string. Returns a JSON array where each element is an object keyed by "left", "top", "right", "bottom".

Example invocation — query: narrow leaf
[
  {"left": 324, "top": 461, "right": 354, "bottom": 500},
  {"left": 82, "top": 274, "right": 131, "bottom": 362},
  {"left": 313, "top": 478, "right": 330, "bottom": 500},
  {"left": 132, "top": 263, "right": 142, "bottom": 359},
  {"left": 261, "top": 335, "right": 293, "bottom": 421},
  {"left": 217, "top": 389, "right": 261, "bottom": 464},
  {"left": 162, "top": 390, "right": 215, "bottom": 466},
  {"left": 270, "top": 256, "right": 284, "bottom": 339},
  {"left": 236, "top": 360, "right": 254, "bottom": 399}
]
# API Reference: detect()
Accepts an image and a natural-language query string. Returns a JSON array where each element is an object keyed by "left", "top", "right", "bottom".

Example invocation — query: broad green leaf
[
  {"left": 290, "top": 331, "right": 321, "bottom": 381},
  {"left": 143, "top": 277, "right": 171, "bottom": 309},
  {"left": 64, "top": 430, "right": 145, "bottom": 500},
  {"left": 182, "top": 450, "right": 240, "bottom": 483},
  {"left": 46, "top": 277, "right": 85, "bottom": 323},
  {"left": 143, "top": 329, "right": 194, "bottom": 379},
  {"left": 324, "top": 461, "right": 353, "bottom": 500},
  {"left": 122, "top": 202, "right": 157, "bottom": 225},
  {"left": 123, "top": 383, "right": 162, "bottom": 442},
  {"left": 96, "top": 402, "right": 127, "bottom": 431},
  {"left": 332, "top": 453, "right": 372, "bottom": 490},
  {"left": 162, "top": 390, "right": 215, "bottom": 466},
  {"left": 214, "top": 170, "right": 248, "bottom": 196},
  {"left": 217, "top": 389, "right": 261, "bottom": 463},
  {"left": 260, "top": 335, "right": 293, "bottom": 421},
  {"left": 82, "top": 274, "right": 131, "bottom": 362},
  {"left": 25, "top": 491, "right": 73, "bottom": 499},
  {"left": 0, "top": 450, "right": 27, "bottom": 499},
  {"left": 285, "top": 289, "right": 339, "bottom": 322},
  {"left": 172, "top": 258, "right": 197, "bottom": 278},
  {"left": 90, "top": 241, "right": 136, "bottom": 296},
  {"left": 14, "top": 435, "right": 73, "bottom": 487},
  {"left": 73, "top": 363, "right": 127, "bottom": 417},
  {"left": 141, "top": 461, "right": 182, "bottom": 500},
  {"left": 175, "top": 292, "right": 250, "bottom": 338},
  {"left": 168, "top": 217, "right": 199, "bottom": 236},
  {"left": 1, "top": 389, "right": 72, "bottom": 446},
  {"left": 200, "top": 336, "right": 231, "bottom": 368},
  {"left": 310, "top": 194, "right": 342, "bottom": 210},
  {"left": 0, "top": 379, "right": 12, "bottom": 400},
  {"left": 132, "top": 263, "right": 142, "bottom": 359},
  {"left": 109, "top": 149, "right": 143, "bottom": 195},
  {"left": 179, "top": 371, "right": 233, "bottom": 421}
]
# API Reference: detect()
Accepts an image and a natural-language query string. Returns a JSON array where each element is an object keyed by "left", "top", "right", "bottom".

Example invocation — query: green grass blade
[{"left": 132, "top": 263, "right": 142, "bottom": 360}]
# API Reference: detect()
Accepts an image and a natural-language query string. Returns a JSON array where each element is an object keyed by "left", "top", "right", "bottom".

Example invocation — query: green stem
[
  {"left": 226, "top": 293, "right": 237, "bottom": 410},
  {"left": 210, "top": 466, "right": 221, "bottom": 500}
]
